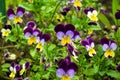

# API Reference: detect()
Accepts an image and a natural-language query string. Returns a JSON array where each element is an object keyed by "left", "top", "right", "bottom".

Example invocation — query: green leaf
[
  {"left": 42, "top": 72, "right": 50, "bottom": 79},
  {"left": 1, "top": 69, "right": 9, "bottom": 72},
  {"left": 98, "top": 13, "right": 111, "bottom": 28},
  {"left": 106, "top": 70, "right": 120, "bottom": 79},
  {"left": 84, "top": 69, "right": 95, "bottom": 76},
  {"left": 19, "top": 3, "right": 34, "bottom": 11},
  {"left": 30, "top": 48, "right": 36, "bottom": 58},
  {"left": 48, "top": 44, "right": 56, "bottom": 51},
  {"left": 88, "top": 24, "right": 101, "bottom": 30},
  {"left": 1, "top": 63, "right": 10, "bottom": 68}
]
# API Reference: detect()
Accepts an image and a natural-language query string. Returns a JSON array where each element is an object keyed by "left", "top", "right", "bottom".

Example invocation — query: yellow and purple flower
[
  {"left": 70, "top": 0, "right": 82, "bottom": 10},
  {"left": 9, "top": 62, "right": 20, "bottom": 78},
  {"left": 54, "top": 24, "right": 80, "bottom": 46},
  {"left": 56, "top": 56, "right": 78, "bottom": 80},
  {"left": 36, "top": 33, "right": 51, "bottom": 51},
  {"left": 7, "top": 7, "right": 25, "bottom": 24},
  {"left": 100, "top": 38, "right": 117, "bottom": 58},
  {"left": 24, "top": 27, "right": 41, "bottom": 45},
  {"left": 1, "top": 25, "right": 12, "bottom": 37},
  {"left": 20, "top": 62, "right": 30, "bottom": 75},
  {"left": 84, "top": 8, "right": 98, "bottom": 22},
  {"left": 81, "top": 37, "right": 96, "bottom": 57}
]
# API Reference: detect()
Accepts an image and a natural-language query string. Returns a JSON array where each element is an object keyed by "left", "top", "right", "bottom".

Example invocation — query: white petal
[{"left": 103, "top": 44, "right": 109, "bottom": 51}]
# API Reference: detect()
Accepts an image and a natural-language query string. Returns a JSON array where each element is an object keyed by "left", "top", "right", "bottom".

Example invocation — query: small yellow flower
[
  {"left": 73, "top": 0, "right": 82, "bottom": 8},
  {"left": 87, "top": 10, "right": 98, "bottom": 22}
]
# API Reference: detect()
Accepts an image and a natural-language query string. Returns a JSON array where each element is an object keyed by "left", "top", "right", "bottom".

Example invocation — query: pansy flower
[
  {"left": 7, "top": 7, "right": 25, "bottom": 24},
  {"left": 100, "top": 38, "right": 117, "bottom": 58},
  {"left": 67, "top": 44, "right": 79, "bottom": 61},
  {"left": 84, "top": 8, "right": 98, "bottom": 22},
  {"left": 24, "top": 27, "right": 41, "bottom": 45},
  {"left": 20, "top": 62, "right": 30, "bottom": 75},
  {"left": 70, "top": 0, "right": 82, "bottom": 10},
  {"left": 60, "top": 6, "right": 71, "bottom": 16},
  {"left": 26, "top": 21, "right": 36, "bottom": 29},
  {"left": 36, "top": 33, "right": 51, "bottom": 51},
  {"left": 1, "top": 25, "right": 12, "bottom": 37},
  {"left": 81, "top": 37, "right": 96, "bottom": 57},
  {"left": 9, "top": 62, "right": 20, "bottom": 78},
  {"left": 54, "top": 24, "right": 79, "bottom": 46},
  {"left": 56, "top": 56, "right": 78, "bottom": 80}
]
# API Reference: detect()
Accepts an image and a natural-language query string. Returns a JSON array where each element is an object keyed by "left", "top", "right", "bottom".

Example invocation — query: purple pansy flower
[
  {"left": 7, "top": 7, "right": 25, "bottom": 24},
  {"left": 54, "top": 24, "right": 80, "bottom": 46},
  {"left": 24, "top": 27, "right": 41, "bottom": 45},
  {"left": 115, "top": 10, "right": 120, "bottom": 19},
  {"left": 84, "top": 7, "right": 98, "bottom": 22},
  {"left": 9, "top": 62, "right": 20, "bottom": 78},
  {"left": 36, "top": 33, "right": 51, "bottom": 51},
  {"left": 26, "top": 21, "right": 36, "bottom": 29},
  {"left": 1, "top": 25, "right": 12, "bottom": 37},
  {"left": 100, "top": 38, "right": 117, "bottom": 58},
  {"left": 20, "top": 62, "right": 30, "bottom": 75},
  {"left": 56, "top": 56, "right": 78, "bottom": 80},
  {"left": 81, "top": 37, "right": 96, "bottom": 57}
]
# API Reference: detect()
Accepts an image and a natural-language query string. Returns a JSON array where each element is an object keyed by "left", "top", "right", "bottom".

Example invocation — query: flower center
[
  {"left": 2, "top": 30, "right": 10, "bottom": 37},
  {"left": 74, "top": 0, "right": 82, "bottom": 7},
  {"left": 61, "top": 75, "right": 70, "bottom": 80},
  {"left": 36, "top": 43, "right": 43, "bottom": 51},
  {"left": 9, "top": 71, "right": 15, "bottom": 78},
  {"left": 88, "top": 29, "right": 93, "bottom": 35},
  {"left": 90, "top": 14, "right": 98, "bottom": 21},
  {"left": 61, "top": 36, "right": 71, "bottom": 45},
  {"left": 105, "top": 49, "right": 115, "bottom": 58},
  {"left": 89, "top": 48, "right": 96, "bottom": 56},
  {"left": 28, "top": 36, "right": 36, "bottom": 45},
  {"left": 13, "top": 16, "right": 23, "bottom": 24}
]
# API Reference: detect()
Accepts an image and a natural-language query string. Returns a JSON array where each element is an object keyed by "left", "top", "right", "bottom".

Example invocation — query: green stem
[{"left": 0, "top": 0, "right": 6, "bottom": 22}]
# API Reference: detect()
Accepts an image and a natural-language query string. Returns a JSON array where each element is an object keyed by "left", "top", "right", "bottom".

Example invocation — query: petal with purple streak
[
  {"left": 11, "top": 62, "right": 15, "bottom": 67},
  {"left": 88, "top": 38, "right": 94, "bottom": 45},
  {"left": 7, "top": 8, "right": 15, "bottom": 20},
  {"left": 56, "top": 68, "right": 65, "bottom": 78},
  {"left": 73, "top": 31, "right": 80, "bottom": 39},
  {"left": 16, "top": 7, "right": 25, "bottom": 17},
  {"left": 66, "top": 30, "right": 74, "bottom": 38},
  {"left": 67, "top": 69, "right": 75, "bottom": 78},
  {"left": 110, "top": 43, "right": 117, "bottom": 51},
  {"left": 68, "top": 62, "right": 78, "bottom": 72},
  {"left": 24, "top": 27, "right": 33, "bottom": 35},
  {"left": 56, "top": 31, "right": 64, "bottom": 40}
]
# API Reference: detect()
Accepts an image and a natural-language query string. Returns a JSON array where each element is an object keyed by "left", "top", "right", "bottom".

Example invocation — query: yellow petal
[
  {"left": 9, "top": 72, "right": 15, "bottom": 78},
  {"left": 89, "top": 48, "right": 96, "bottom": 57},
  {"left": 36, "top": 43, "right": 43, "bottom": 51},
  {"left": 104, "top": 49, "right": 115, "bottom": 58},
  {"left": 61, "top": 36, "right": 71, "bottom": 45},
  {"left": 20, "top": 69, "right": 25, "bottom": 75},
  {"left": 74, "top": 0, "right": 82, "bottom": 7},
  {"left": 61, "top": 75, "right": 70, "bottom": 80},
  {"left": 28, "top": 36, "right": 36, "bottom": 45},
  {"left": 14, "top": 16, "right": 23, "bottom": 24}
]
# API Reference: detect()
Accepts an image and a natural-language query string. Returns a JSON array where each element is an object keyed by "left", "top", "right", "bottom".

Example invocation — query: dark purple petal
[
  {"left": 3, "top": 25, "right": 12, "bottom": 30},
  {"left": 65, "top": 24, "right": 75, "bottom": 32},
  {"left": 16, "top": 7, "right": 25, "bottom": 17},
  {"left": 68, "top": 44, "right": 74, "bottom": 54},
  {"left": 63, "top": 7, "right": 71, "bottom": 12},
  {"left": 26, "top": 21, "right": 36, "bottom": 28},
  {"left": 25, "top": 62, "right": 30, "bottom": 69},
  {"left": 15, "top": 64, "right": 20, "bottom": 71},
  {"left": 56, "top": 68, "right": 65, "bottom": 78},
  {"left": 11, "top": 62, "right": 15, "bottom": 67},
  {"left": 25, "top": 78, "right": 29, "bottom": 80},
  {"left": 116, "top": 64, "right": 120, "bottom": 72},
  {"left": 16, "top": 78, "right": 23, "bottom": 80},
  {"left": 6, "top": 8, "right": 15, "bottom": 19},
  {"left": 88, "top": 37, "right": 94, "bottom": 45},
  {"left": 84, "top": 9, "right": 89, "bottom": 14},
  {"left": 54, "top": 24, "right": 64, "bottom": 33},
  {"left": 42, "top": 34, "right": 51, "bottom": 42},
  {"left": 4, "top": 53, "right": 9, "bottom": 58},
  {"left": 24, "top": 27, "right": 33, "bottom": 35},
  {"left": 100, "top": 8, "right": 108, "bottom": 14},
  {"left": 84, "top": 8, "right": 94, "bottom": 14},
  {"left": 81, "top": 40, "right": 88, "bottom": 46},
  {"left": 73, "top": 31, "right": 80, "bottom": 39},
  {"left": 115, "top": 10, "right": 120, "bottom": 19},
  {"left": 68, "top": 62, "right": 78, "bottom": 72},
  {"left": 100, "top": 38, "right": 109, "bottom": 45},
  {"left": 88, "top": 22, "right": 97, "bottom": 25},
  {"left": 89, "top": 8, "right": 95, "bottom": 12}
]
